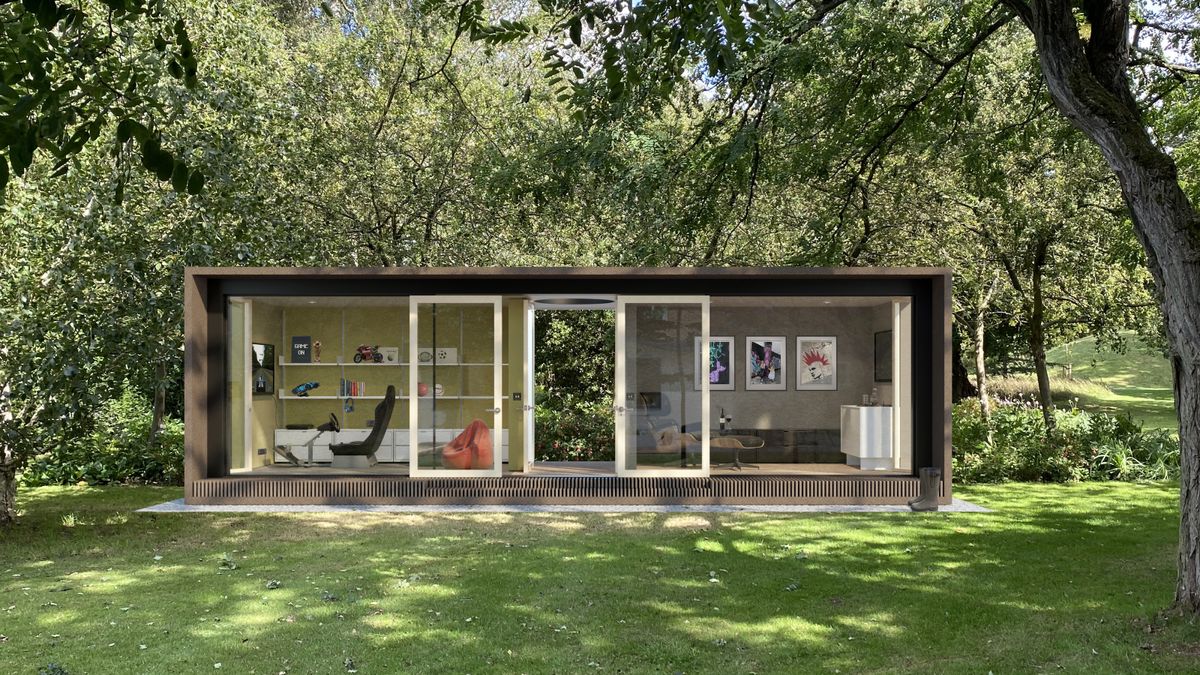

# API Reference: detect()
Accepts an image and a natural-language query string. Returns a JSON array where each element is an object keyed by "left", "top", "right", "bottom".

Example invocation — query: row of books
[{"left": 339, "top": 379, "right": 367, "bottom": 397}]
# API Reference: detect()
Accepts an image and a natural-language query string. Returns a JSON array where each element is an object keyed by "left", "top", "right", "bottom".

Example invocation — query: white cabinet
[
  {"left": 840, "top": 406, "right": 893, "bottom": 471},
  {"left": 391, "top": 430, "right": 410, "bottom": 462},
  {"left": 276, "top": 428, "right": 331, "bottom": 464}
]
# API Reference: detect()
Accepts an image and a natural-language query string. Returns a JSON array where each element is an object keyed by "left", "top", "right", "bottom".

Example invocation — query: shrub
[
  {"left": 20, "top": 387, "right": 184, "bottom": 487},
  {"left": 534, "top": 389, "right": 614, "bottom": 462},
  {"left": 952, "top": 396, "right": 1179, "bottom": 484},
  {"left": 533, "top": 310, "right": 615, "bottom": 462}
]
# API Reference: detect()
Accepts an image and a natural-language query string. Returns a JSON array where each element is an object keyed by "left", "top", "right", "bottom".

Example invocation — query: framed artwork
[
  {"left": 797, "top": 337, "right": 837, "bottom": 390},
  {"left": 746, "top": 336, "right": 786, "bottom": 390},
  {"left": 251, "top": 343, "right": 275, "bottom": 395},
  {"left": 874, "top": 330, "right": 893, "bottom": 383},
  {"left": 290, "top": 335, "right": 311, "bottom": 363},
  {"left": 695, "top": 336, "right": 735, "bottom": 391}
]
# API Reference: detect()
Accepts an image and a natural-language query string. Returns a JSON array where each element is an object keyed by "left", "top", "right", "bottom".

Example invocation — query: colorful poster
[
  {"left": 746, "top": 336, "right": 786, "bottom": 390},
  {"left": 797, "top": 336, "right": 838, "bottom": 390},
  {"left": 695, "top": 337, "right": 735, "bottom": 391}
]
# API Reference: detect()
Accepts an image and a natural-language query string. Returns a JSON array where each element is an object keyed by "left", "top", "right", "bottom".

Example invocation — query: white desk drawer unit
[{"left": 275, "top": 428, "right": 509, "bottom": 464}]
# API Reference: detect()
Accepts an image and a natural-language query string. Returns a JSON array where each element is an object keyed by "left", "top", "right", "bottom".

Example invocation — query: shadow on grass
[{"left": 1, "top": 482, "right": 1196, "bottom": 673}]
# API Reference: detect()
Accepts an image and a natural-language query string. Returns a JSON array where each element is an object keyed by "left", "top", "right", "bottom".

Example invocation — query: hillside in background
[{"left": 1045, "top": 333, "right": 1176, "bottom": 432}]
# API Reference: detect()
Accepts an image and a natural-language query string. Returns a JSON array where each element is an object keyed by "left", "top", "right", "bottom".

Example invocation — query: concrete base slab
[{"left": 139, "top": 498, "right": 990, "bottom": 514}]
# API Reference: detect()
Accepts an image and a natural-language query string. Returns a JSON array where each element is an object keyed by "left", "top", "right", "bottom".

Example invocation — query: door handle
[{"left": 486, "top": 407, "right": 501, "bottom": 414}]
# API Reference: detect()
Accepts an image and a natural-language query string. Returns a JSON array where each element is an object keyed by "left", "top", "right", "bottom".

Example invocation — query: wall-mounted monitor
[{"left": 252, "top": 343, "right": 275, "bottom": 395}]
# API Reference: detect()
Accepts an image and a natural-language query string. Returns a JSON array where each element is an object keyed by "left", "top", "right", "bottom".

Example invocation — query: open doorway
[{"left": 530, "top": 301, "right": 616, "bottom": 475}]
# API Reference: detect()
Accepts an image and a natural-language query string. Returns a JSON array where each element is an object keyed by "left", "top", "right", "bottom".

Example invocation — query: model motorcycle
[{"left": 353, "top": 344, "right": 384, "bottom": 363}]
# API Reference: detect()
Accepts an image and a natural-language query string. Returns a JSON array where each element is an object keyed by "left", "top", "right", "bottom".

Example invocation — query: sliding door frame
[
  {"left": 614, "top": 295, "right": 710, "bottom": 477},
  {"left": 408, "top": 295, "right": 504, "bottom": 477}
]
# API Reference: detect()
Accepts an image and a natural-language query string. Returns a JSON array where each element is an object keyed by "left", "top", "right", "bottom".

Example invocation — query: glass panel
[
  {"left": 622, "top": 302, "right": 705, "bottom": 472},
  {"left": 704, "top": 296, "right": 912, "bottom": 474},
  {"left": 227, "top": 300, "right": 247, "bottom": 472},
  {"left": 414, "top": 301, "right": 498, "bottom": 472}
]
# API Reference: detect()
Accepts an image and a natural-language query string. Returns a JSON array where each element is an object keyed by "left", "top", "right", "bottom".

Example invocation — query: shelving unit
[{"left": 278, "top": 305, "right": 412, "bottom": 430}]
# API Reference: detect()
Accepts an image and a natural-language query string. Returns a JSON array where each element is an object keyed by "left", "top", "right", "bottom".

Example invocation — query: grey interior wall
[{"left": 710, "top": 303, "right": 892, "bottom": 430}]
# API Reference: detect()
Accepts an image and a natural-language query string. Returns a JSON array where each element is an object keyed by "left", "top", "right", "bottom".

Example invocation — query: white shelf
[
  {"left": 278, "top": 394, "right": 508, "bottom": 400},
  {"left": 278, "top": 361, "right": 406, "bottom": 367},
  {"left": 277, "top": 362, "right": 506, "bottom": 367},
  {"left": 279, "top": 394, "right": 397, "bottom": 400}
]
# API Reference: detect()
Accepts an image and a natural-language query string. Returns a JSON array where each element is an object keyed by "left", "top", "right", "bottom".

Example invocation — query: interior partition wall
[{"left": 227, "top": 299, "right": 251, "bottom": 472}]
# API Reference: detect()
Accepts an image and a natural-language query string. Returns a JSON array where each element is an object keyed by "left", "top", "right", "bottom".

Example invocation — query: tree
[
  {"left": 0, "top": 0, "right": 204, "bottom": 197},
  {"left": 457, "top": 0, "right": 1200, "bottom": 611}
]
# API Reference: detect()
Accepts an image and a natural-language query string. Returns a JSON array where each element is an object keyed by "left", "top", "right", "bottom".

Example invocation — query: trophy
[{"left": 314, "top": 340, "right": 322, "bottom": 363}]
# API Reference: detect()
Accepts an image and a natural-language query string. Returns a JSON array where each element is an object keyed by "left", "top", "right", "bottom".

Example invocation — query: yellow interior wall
[
  {"left": 250, "top": 302, "right": 282, "bottom": 466},
  {"left": 505, "top": 299, "right": 526, "bottom": 471},
  {"left": 264, "top": 299, "right": 526, "bottom": 466},
  {"left": 280, "top": 305, "right": 410, "bottom": 429},
  {"left": 228, "top": 302, "right": 247, "bottom": 471}
]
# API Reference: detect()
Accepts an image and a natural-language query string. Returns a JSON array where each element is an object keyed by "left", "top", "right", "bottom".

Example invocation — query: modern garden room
[{"left": 185, "top": 267, "right": 950, "bottom": 505}]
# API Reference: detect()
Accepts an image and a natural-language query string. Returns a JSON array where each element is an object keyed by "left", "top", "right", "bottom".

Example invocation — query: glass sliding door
[
  {"left": 615, "top": 296, "right": 709, "bottom": 476},
  {"left": 227, "top": 298, "right": 252, "bottom": 473},
  {"left": 409, "top": 296, "right": 503, "bottom": 477}
]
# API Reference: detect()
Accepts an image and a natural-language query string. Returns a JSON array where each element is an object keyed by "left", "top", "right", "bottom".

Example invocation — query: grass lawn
[
  {"left": 3, "top": 484, "right": 1199, "bottom": 673},
  {"left": 994, "top": 332, "right": 1178, "bottom": 432}
]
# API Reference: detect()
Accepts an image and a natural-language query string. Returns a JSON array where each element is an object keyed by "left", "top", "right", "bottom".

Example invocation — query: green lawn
[
  {"left": 2, "top": 484, "right": 1198, "bottom": 673},
  {"left": 997, "top": 332, "right": 1178, "bottom": 431}
]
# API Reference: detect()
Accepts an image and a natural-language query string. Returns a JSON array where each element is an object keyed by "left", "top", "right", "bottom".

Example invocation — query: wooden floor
[{"left": 242, "top": 461, "right": 907, "bottom": 477}]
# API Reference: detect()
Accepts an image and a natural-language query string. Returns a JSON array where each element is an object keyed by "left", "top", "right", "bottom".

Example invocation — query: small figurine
[
  {"left": 314, "top": 340, "right": 322, "bottom": 363},
  {"left": 353, "top": 344, "right": 384, "bottom": 363},
  {"left": 291, "top": 381, "right": 320, "bottom": 397}
]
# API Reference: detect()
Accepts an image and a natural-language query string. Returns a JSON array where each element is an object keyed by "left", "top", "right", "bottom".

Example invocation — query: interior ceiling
[
  {"left": 249, "top": 297, "right": 409, "bottom": 308},
  {"left": 247, "top": 295, "right": 897, "bottom": 309}
]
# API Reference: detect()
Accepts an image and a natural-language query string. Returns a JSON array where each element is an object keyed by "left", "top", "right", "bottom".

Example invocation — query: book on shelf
[{"left": 339, "top": 378, "right": 367, "bottom": 397}]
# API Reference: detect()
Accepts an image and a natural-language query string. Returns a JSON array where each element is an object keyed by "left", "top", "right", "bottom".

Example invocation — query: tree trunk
[
  {"left": 0, "top": 458, "right": 16, "bottom": 527},
  {"left": 1029, "top": 241, "right": 1055, "bottom": 431},
  {"left": 1009, "top": 0, "right": 1200, "bottom": 612},
  {"left": 974, "top": 306, "right": 991, "bottom": 412},
  {"left": 952, "top": 323, "right": 978, "bottom": 402},
  {"left": 974, "top": 272, "right": 999, "bottom": 431},
  {"left": 1176, "top": 352, "right": 1200, "bottom": 613}
]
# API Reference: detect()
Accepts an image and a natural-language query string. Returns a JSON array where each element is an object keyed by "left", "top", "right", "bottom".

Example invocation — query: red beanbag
[{"left": 442, "top": 419, "right": 493, "bottom": 470}]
